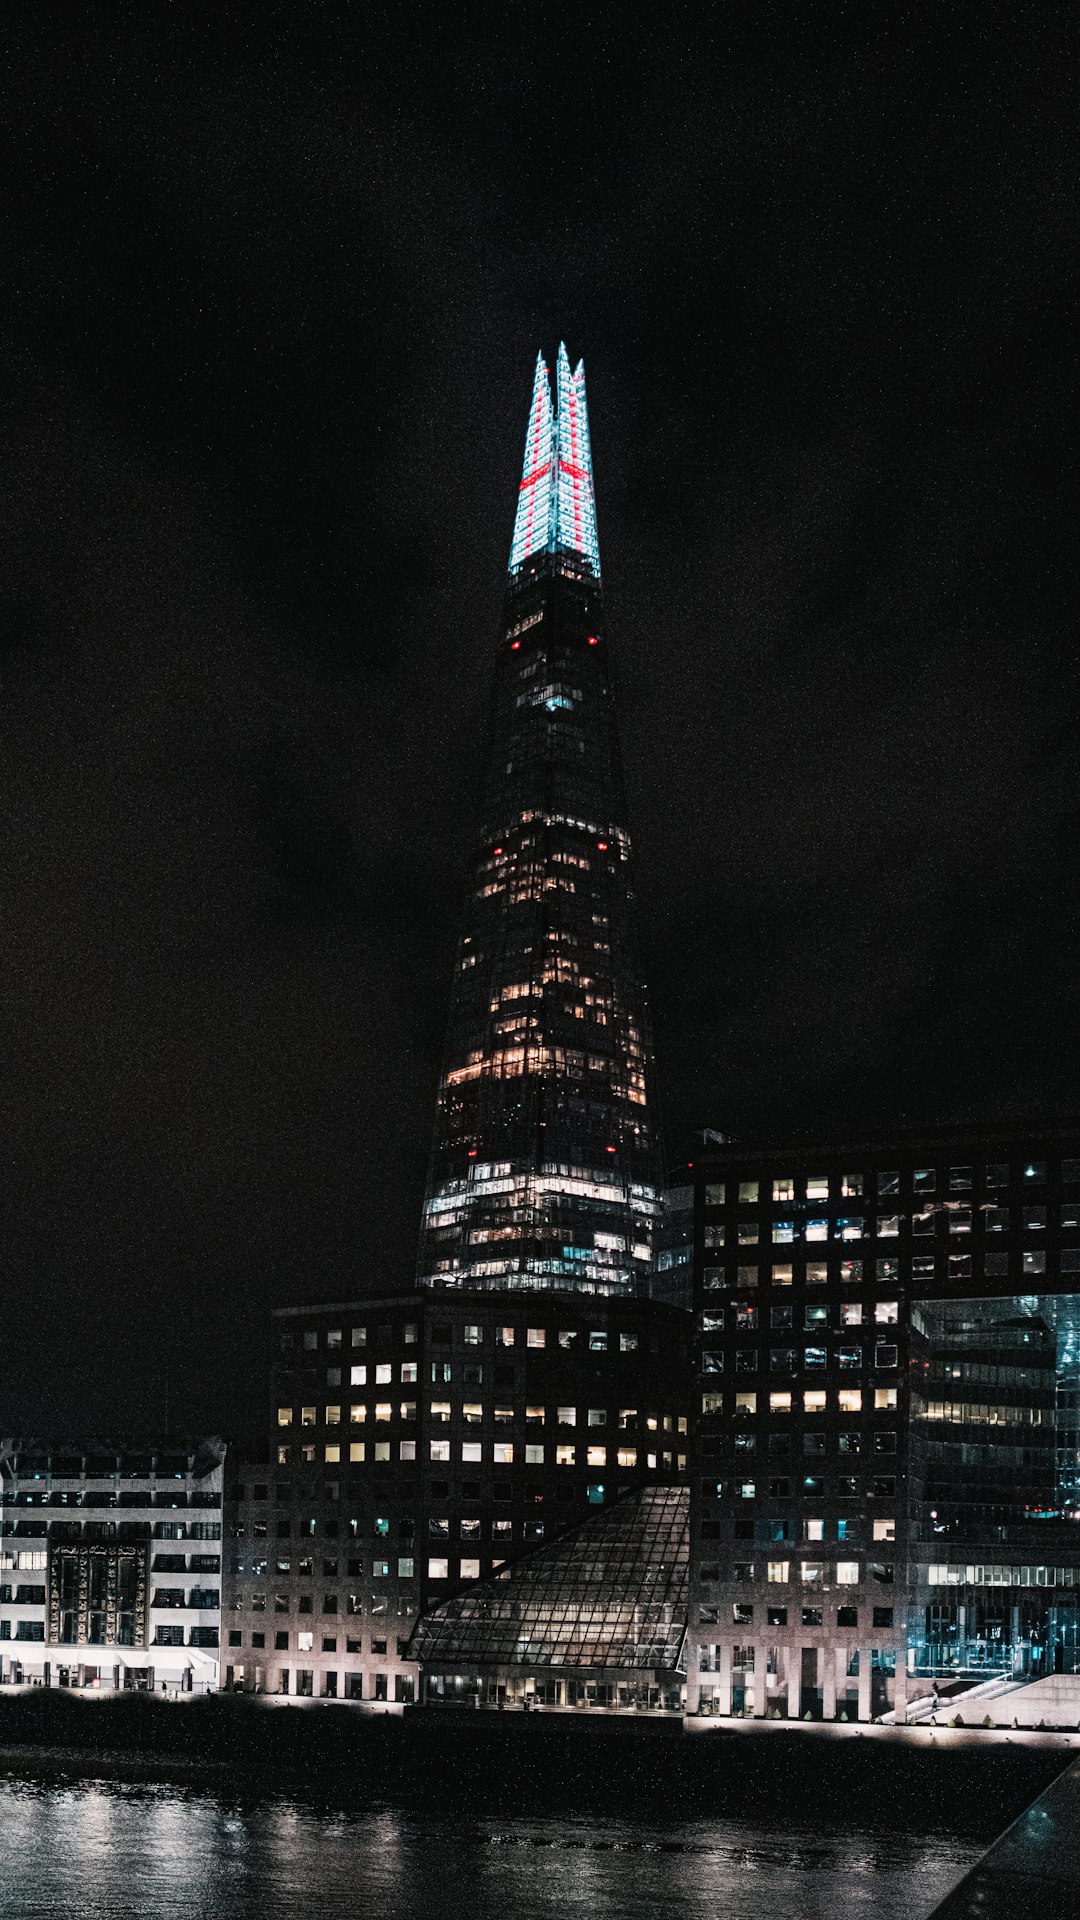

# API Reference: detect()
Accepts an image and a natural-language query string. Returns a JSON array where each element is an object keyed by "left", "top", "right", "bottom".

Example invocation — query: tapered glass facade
[{"left": 419, "top": 347, "right": 661, "bottom": 1296}]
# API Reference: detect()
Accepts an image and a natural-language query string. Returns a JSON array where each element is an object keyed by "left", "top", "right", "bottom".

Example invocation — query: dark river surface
[{"left": 0, "top": 1758, "right": 999, "bottom": 1920}]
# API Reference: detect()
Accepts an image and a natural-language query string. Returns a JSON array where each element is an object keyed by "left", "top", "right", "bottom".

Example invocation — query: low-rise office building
[
  {"left": 0, "top": 1439, "right": 225, "bottom": 1692},
  {"left": 679, "top": 1126, "right": 1080, "bottom": 1724},
  {"left": 221, "top": 1288, "right": 690, "bottom": 1707}
]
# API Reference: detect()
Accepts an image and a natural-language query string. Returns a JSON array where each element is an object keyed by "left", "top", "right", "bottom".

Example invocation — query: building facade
[
  {"left": 418, "top": 344, "right": 663, "bottom": 1298},
  {"left": 0, "top": 1439, "right": 224, "bottom": 1692},
  {"left": 680, "top": 1127, "right": 1080, "bottom": 1724},
  {"left": 222, "top": 1290, "right": 689, "bottom": 1706}
]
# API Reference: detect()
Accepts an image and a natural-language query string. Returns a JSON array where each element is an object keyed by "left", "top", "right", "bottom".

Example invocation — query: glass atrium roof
[{"left": 409, "top": 1486, "right": 689, "bottom": 1671}]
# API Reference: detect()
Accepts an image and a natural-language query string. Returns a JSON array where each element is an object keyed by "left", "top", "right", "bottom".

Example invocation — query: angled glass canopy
[{"left": 409, "top": 1486, "right": 689, "bottom": 1671}]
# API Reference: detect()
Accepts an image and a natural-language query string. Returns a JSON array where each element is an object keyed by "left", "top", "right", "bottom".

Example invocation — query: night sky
[{"left": 1, "top": 10, "right": 1076, "bottom": 1440}]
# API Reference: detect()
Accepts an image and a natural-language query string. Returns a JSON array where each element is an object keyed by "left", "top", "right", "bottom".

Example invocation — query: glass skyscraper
[{"left": 419, "top": 346, "right": 662, "bottom": 1296}]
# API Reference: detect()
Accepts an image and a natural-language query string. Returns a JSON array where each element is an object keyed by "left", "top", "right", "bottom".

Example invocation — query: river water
[{"left": 0, "top": 1767, "right": 987, "bottom": 1919}]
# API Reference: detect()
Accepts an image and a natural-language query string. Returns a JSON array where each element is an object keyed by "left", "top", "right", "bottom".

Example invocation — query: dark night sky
[{"left": 1, "top": 9, "right": 1077, "bottom": 1440}]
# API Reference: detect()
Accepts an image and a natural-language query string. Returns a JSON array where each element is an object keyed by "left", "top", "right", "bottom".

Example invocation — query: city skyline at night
[
  {"left": 2, "top": 17, "right": 1079, "bottom": 1911},
  {"left": 2, "top": 13, "right": 1075, "bottom": 1460}
]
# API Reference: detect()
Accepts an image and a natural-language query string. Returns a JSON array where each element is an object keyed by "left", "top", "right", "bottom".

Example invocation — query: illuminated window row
[
  {"left": 920, "top": 1400, "right": 1047, "bottom": 1427},
  {"left": 703, "top": 1162, "right": 1079, "bottom": 1207},
  {"left": 701, "top": 1346, "right": 899, "bottom": 1375},
  {"left": 700, "top": 1388, "right": 899, "bottom": 1415},
  {"left": 278, "top": 1324, "right": 413, "bottom": 1354},
  {"left": 704, "top": 1262, "right": 866, "bottom": 1289},
  {"left": 925, "top": 1563, "right": 1080, "bottom": 1587},
  {"left": 700, "top": 1303, "right": 898, "bottom": 1330},
  {"left": 315, "top": 1444, "right": 417, "bottom": 1464},
  {"left": 423, "top": 1442, "right": 664, "bottom": 1467},
  {"left": 731, "top": 1560, "right": 868, "bottom": 1586}
]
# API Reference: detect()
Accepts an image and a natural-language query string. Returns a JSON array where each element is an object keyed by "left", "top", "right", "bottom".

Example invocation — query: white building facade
[{"left": 0, "top": 1438, "right": 224, "bottom": 1693}]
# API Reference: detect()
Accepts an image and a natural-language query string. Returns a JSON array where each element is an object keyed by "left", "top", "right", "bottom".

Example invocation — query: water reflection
[{"left": 0, "top": 1775, "right": 978, "bottom": 1920}]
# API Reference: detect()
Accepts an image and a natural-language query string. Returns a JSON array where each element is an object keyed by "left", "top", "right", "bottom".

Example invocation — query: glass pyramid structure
[{"left": 408, "top": 1485, "right": 689, "bottom": 1672}]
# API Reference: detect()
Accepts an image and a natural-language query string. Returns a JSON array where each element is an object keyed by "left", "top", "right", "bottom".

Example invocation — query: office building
[
  {"left": 680, "top": 1126, "right": 1080, "bottom": 1724},
  {"left": 223, "top": 1290, "right": 689, "bottom": 1706},
  {"left": 0, "top": 1438, "right": 224, "bottom": 1693}
]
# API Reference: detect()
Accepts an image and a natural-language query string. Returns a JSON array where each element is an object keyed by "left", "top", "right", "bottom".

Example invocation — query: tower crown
[{"left": 508, "top": 343, "right": 601, "bottom": 579}]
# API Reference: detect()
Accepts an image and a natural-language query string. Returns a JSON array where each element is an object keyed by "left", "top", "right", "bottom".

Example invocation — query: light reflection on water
[{"left": 0, "top": 1774, "right": 979, "bottom": 1920}]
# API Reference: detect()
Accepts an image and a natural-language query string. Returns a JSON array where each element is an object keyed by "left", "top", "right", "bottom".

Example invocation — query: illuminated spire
[
  {"left": 508, "top": 344, "right": 601, "bottom": 578},
  {"left": 509, "top": 351, "right": 555, "bottom": 573}
]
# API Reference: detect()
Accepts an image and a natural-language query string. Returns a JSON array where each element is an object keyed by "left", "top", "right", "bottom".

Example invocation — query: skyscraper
[
  {"left": 220, "top": 349, "right": 689, "bottom": 1716},
  {"left": 419, "top": 345, "right": 662, "bottom": 1296}
]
